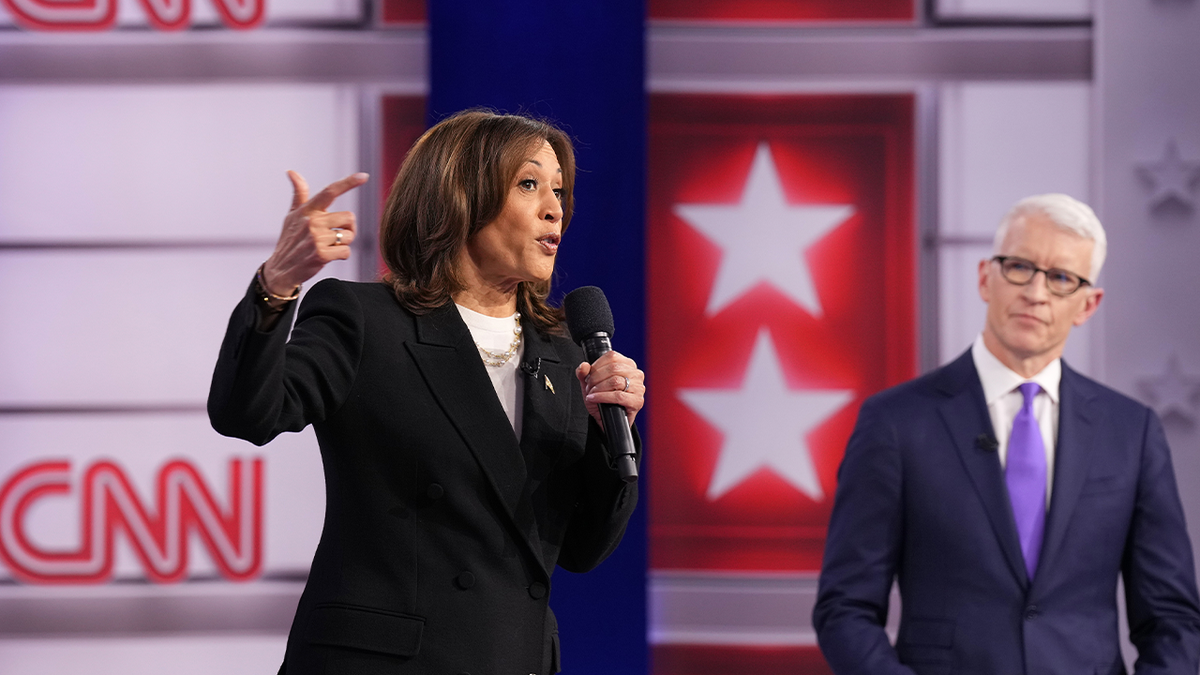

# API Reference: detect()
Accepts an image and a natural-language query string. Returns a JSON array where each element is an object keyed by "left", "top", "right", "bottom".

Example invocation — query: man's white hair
[{"left": 993, "top": 193, "right": 1107, "bottom": 281}]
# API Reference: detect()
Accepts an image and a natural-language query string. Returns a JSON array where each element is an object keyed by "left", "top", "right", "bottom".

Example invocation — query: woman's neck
[
  {"left": 453, "top": 284, "right": 519, "bottom": 318},
  {"left": 452, "top": 248, "right": 523, "bottom": 317}
]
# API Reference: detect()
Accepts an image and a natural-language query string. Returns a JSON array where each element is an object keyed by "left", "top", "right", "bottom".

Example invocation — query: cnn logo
[
  {"left": 0, "top": 0, "right": 264, "bottom": 31},
  {"left": 0, "top": 458, "right": 262, "bottom": 584}
]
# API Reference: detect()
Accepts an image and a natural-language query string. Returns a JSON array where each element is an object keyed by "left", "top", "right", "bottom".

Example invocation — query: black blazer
[
  {"left": 814, "top": 350, "right": 1200, "bottom": 675},
  {"left": 209, "top": 278, "right": 638, "bottom": 675}
]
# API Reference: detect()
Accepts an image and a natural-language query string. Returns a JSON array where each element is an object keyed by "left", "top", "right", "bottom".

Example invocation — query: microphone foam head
[{"left": 563, "top": 286, "right": 615, "bottom": 344}]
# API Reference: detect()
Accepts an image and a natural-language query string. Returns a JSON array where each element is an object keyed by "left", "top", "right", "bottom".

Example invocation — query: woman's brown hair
[{"left": 379, "top": 109, "right": 576, "bottom": 334}]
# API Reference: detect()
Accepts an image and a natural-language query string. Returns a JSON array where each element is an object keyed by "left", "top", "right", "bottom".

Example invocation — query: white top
[
  {"left": 971, "top": 334, "right": 1060, "bottom": 501},
  {"left": 456, "top": 304, "right": 525, "bottom": 440}
]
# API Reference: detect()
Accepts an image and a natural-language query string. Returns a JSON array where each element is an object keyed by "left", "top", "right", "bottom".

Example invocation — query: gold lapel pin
[{"left": 544, "top": 375, "right": 555, "bottom": 394}]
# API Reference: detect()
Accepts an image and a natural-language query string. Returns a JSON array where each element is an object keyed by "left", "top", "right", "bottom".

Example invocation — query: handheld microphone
[
  {"left": 975, "top": 434, "right": 998, "bottom": 452},
  {"left": 563, "top": 286, "right": 638, "bottom": 483}
]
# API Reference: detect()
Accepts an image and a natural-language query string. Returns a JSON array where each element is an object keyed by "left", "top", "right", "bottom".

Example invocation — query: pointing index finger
[{"left": 304, "top": 172, "right": 370, "bottom": 213}]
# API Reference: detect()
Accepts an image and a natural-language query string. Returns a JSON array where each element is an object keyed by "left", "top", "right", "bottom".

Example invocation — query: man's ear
[
  {"left": 1073, "top": 287, "right": 1104, "bottom": 326},
  {"left": 978, "top": 258, "right": 992, "bottom": 304}
]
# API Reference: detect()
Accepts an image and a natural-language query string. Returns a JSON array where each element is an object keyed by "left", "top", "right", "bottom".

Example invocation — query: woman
[{"left": 208, "top": 110, "right": 644, "bottom": 675}]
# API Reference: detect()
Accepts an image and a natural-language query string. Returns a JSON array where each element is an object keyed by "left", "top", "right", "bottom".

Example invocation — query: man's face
[{"left": 978, "top": 213, "right": 1104, "bottom": 371}]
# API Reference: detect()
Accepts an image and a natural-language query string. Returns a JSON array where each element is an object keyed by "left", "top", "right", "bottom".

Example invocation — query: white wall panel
[
  {"left": 940, "top": 82, "right": 1090, "bottom": 238},
  {"left": 0, "top": 635, "right": 287, "bottom": 675},
  {"left": 938, "top": 243, "right": 990, "bottom": 363},
  {"left": 0, "top": 84, "right": 359, "bottom": 243},
  {"left": 0, "top": 248, "right": 356, "bottom": 406},
  {"left": 179, "top": 0, "right": 363, "bottom": 24},
  {"left": 936, "top": 0, "right": 1090, "bottom": 20}
]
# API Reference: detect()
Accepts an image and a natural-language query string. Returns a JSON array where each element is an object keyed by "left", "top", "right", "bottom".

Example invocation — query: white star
[
  {"left": 673, "top": 143, "right": 855, "bottom": 317},
  {"left": 1137, "top": 139, "right": 1200, "bottom": 210},
  {"left": 678, "top": 329, "right": 855, "bottom": 501}
]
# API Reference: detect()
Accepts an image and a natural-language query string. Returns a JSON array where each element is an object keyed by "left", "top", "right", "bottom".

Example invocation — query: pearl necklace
[{"left": 475, "top": 312, "right": 522, "bottom": 367}]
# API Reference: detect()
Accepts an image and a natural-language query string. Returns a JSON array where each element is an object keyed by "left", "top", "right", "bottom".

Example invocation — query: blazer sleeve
[
  {"left": 1123, "top": 409, "right": 1200, "bottom": 674},
  {"left": 208, "top": 277, "right": 364, "bottom": 446},
  {"left": 555, "top": 418, "right": 641, "bottom": 574},
  {"left": 812, "top": 397, "right": 916, "bottom": 675}
]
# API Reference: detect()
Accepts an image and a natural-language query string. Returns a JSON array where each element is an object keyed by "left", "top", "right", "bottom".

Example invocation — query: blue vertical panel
[{"left": 428, "top": 2, "right": 647, "bottom": 674}]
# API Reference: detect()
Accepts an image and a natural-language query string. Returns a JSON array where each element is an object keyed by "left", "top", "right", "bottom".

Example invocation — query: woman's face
[{"left": 465, "top": 141, "right": 564, "bottom": 290}]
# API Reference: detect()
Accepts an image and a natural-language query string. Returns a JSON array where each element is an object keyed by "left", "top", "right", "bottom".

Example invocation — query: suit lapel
[
  {"left": 518, "top": 330, "right": 575, "bottom": 485},
  {"left": 404, "top": 304, "right": 548, "bottom": 575},
  {"left": 1034, "top": 362, "right": 1095, "bottom": 587},
  {"left": 936, "top": 351, "right": 1030, "bottom": 588}
]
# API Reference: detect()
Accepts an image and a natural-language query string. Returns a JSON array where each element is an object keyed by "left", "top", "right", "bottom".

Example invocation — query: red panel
[
  {"left": 654, "top": 645, "right": 834, "bottom": 675},
  {"left": 380, "top": 95, "right": 427, "bottom": 193},
  {"left": 647, "top": 94, "right": 915, "bottom": 572},
  {"left": 378, "top": 95, "right": 427, "bottom": 274},
  {"left": 380, "top": 0, "right": 425, "bottom": 24},
  {"left": 650, "top": 0, "right": 914, "bottom": 22}
]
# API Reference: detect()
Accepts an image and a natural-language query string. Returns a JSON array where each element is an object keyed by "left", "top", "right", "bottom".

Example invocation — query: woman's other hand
[
  {"left": 575, "top": 351, "right": 645, "bottom": 429},
  {"left": 261, "top": 171, "right": 369, "bottom": 296}
]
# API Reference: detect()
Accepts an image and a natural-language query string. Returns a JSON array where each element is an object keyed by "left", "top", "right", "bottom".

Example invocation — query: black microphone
[
  {"left": 563, "top": 286, "right": 638, "bottom": 483},
  {"left": 975, "top": 434, "right": 998, "bottom": 452}
]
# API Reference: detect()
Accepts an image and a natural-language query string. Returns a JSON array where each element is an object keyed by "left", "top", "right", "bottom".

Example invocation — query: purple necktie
[{"left": 1006, "top": 382, "right": 1047, "bottom": 581}]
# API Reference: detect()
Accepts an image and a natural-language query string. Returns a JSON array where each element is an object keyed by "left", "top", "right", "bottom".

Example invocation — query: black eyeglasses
[{"left": 991, "top": 256, "right": 1091, "bottom": 297}]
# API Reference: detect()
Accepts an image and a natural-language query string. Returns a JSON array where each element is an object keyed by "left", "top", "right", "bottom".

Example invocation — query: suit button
[
  {"left": 455, "top": 571, "right": 475, "bottom": 590},
  {"left": 427, "top": 483, "right": 445, "bottom": 500},
  {"left": 1024, "top": 605, "right": 1039, "bottom": 620},
  {"left": 528, "top": 582, "right": 547, "bottom": 599}
]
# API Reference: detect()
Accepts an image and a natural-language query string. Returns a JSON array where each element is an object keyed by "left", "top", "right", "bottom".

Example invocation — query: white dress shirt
[
  {"left": 456, "top": 304, "right": 525, "bottom": 440},
  {"left": 971, "top": 334, "right": 1060, "bottom": 501}
]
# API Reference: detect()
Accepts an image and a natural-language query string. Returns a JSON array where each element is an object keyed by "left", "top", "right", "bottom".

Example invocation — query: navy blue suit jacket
[{"left": 814, "top": 350, "right": 1200, "bottom": 675}]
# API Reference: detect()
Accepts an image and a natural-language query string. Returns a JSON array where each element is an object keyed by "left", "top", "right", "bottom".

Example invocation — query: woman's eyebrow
[{"left": 526, "top": 159, "right": 562, "bottom": 173}]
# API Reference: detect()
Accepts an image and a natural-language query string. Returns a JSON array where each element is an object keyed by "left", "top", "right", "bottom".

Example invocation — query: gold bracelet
[{"left": 255, "top": 263, "right": 301, "bottom": 303}]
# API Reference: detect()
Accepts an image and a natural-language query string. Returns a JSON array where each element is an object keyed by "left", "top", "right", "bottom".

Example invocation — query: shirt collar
[{"left": 971, "top": 334, "right": 1062, "bottom": 405}]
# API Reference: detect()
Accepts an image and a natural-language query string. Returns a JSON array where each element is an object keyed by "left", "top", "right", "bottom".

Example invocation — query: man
[{"left": 814, "top": 194, "right": 1200, "bottom": 674}]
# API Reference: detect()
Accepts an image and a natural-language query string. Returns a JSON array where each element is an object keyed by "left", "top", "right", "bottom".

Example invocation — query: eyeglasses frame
[{"left": 990, "top": 255, "right": 1092, "bottom": 297}]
